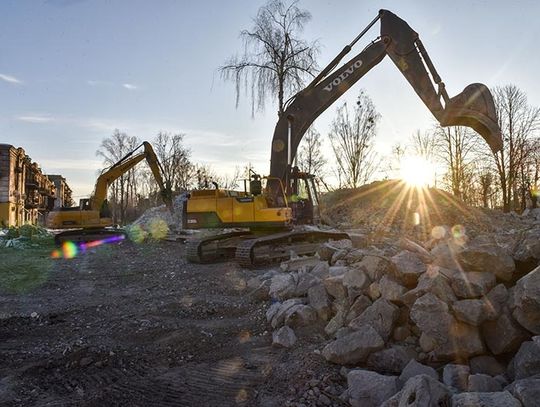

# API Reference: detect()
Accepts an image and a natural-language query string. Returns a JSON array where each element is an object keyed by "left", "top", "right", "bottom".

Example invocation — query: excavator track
[
  {"left": 54, "top": 228, "right": 126, "bottom": 246},
  {"left": 185, "top": 231, "right": 252, "bottom": 264},
  {"left": 235, "top": 230, "right": 350, "bottom": 268}
]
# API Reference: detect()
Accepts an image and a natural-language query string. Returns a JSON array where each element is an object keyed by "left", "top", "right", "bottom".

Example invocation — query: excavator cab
[{"left": 289, "top": 167, "right": 320, "bottom": 225}]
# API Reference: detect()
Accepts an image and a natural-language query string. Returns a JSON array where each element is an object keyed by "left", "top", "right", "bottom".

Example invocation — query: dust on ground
[{"left": 0, "top": 240, "right": 344, "bottom": 407}]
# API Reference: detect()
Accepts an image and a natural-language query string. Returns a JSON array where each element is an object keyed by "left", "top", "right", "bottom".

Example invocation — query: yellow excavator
[
  {"left": 47, "top": 141, "right": 172, "bottom": 244},
  {"left": 184, "top": 9, "right": 503, "bottom": 267}
]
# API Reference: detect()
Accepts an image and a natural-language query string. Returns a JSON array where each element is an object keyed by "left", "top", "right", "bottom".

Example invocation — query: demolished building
[{"left": 0, "top": 144, "right": 72, "bottom": 227}]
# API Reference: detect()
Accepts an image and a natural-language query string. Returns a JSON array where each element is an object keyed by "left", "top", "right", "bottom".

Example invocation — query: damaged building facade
[{"left": 0, "top": 144, "right": 72, "bottom": 227}]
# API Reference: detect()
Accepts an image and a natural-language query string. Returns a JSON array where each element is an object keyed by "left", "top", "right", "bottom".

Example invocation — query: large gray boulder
[
  {"left": 391, "top": 250, "right": 427, "bottom": 287},
  {"left": 506, "top": 374, "right": 540, "bottom": 407},
  {"left": 512, "top": 340, "right": 540, "bottom": 380},
  {"left": 399, "top": 359, "right": 439, "bottom": 384},
  {"left": 379, "top": 275, "right": 407, "bottom": 303},
  {"left": 431, "top": 240, "right": 463, "bottom": 270},
  {"left": 482, "top": 310, "right": 529, "bottom": 355},
  {"left": 366, "top": 345, "right": 416, "bottom": 374},
  {"left": 272, "top": 326, "right": 297, "bottom": 348},
  {"left": 467, "top": 374, "right": 502, "bottom": 392},
  {"left": 398, "top": 374, "right": 451, "bottom": 407},
  {"left": 355, "top": 255, "right": 392, "bottom": 282},
  {"left": 402, "top": 266, "right": 457, "bottom": 307},
  {"left": 349, "top": 298, "right": 399, "bottom": 341},
  {"left": 458, "top": 242, "right": 515, "bottom": 281},
  {"left": 452, "top": 299, "right": 487, "bottom": 326},
  {"left": 451, "top": 391, "right": 521, "bottom": 407},
  {"left": 307, "top": 283, "right": 331, "bottom": 321},
  {"left": 323, "top": 275, "right": 347, "bottom": 300},
  {"left": 283, "top": 304, "right": 317, "bottom": 328},
  {"left": 469, "top": 355, "right": 505, "bottom": 376},
  {"left": 410, "top": 293, "right": 453, "bottom": 344},
  {"left": 513, "top": 228, "right": 540, "bottom": 264},
  {"left": 345, "top": 295, "right": 372, "bottom": 324},
  {"left": 451, "top": 271, "right": 496, "bottom": 299},
  {"left": 322, "top": 325, "right": 384, "bottom": 364},
  {"left": 512, "top": 265, "right": 540, "bottom": 334},
  {"left": 346, "top": 369, "right": 399, "bottom": 407},
  {"left": 343, "top": 267, "right": 370, "bottom": 300},
  {"left": 443, "top": 364, "right": 470, "bottom": 392}
]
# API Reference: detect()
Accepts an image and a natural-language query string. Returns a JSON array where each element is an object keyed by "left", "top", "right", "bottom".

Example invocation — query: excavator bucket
[{"left": 441, "top": 83, "right": 503, "bottom": 153}]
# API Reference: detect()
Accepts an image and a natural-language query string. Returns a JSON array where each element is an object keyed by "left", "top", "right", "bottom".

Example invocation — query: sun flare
[{"left": 399, "top": 155, "right": 436, "bottom": 187}]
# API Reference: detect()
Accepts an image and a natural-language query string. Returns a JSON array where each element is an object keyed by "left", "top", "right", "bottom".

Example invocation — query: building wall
[{"left": 0, "top": 144, "right": 70, "bottom": 227}]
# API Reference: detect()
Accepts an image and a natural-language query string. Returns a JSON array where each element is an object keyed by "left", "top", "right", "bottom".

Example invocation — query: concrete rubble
[{"left": 256, "top": 218, "right": 540, "bottom": 406}]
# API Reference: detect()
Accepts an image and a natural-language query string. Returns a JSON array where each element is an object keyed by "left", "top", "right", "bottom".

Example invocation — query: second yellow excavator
[
  {"left": 184, "top": 9, "right": 503, "bottom": 267},
  {"left": 46, "top": 141, "right": 172, "bottom": 244}
]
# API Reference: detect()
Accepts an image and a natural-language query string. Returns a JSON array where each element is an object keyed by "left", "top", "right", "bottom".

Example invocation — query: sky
[{"left": 1, "top": 0, "right": 540, "bottom": 198}]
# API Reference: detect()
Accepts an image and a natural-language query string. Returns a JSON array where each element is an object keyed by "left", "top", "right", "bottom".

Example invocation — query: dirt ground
[{"left": 0, "top": 240, "right": 345, "bottom": 407}]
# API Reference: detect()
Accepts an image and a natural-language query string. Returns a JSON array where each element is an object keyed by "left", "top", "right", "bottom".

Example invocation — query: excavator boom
[
  {"left": 269, "top": 9, "right": 503, "bottom": 186},
  {"left": 47, "top": 141, "right": 172, "bottom": 244}
]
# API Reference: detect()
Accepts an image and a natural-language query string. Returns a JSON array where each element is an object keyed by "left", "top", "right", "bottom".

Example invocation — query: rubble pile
[
  {"left": 320, "top": 180, "right": 531, "bottom": 241},
  {"left": 129, "top": 193, "right": 188, "bottom": 238},
  {"left": 251, "top": 209, "right": 540, "bottom": 406}
]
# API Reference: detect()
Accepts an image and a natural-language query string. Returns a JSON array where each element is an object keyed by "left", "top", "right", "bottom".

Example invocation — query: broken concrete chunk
[
  {"left": 467, "top": 373, "right": 502, "bottom": 392},
  {"left": 391, "top": 250, "right": 427, "bottom": 287},
  {"left": 280, "top": 255, "right": 322, "bottom": 272},
  {"left": 272, "top": 326, "right": 297, "bottom": 348},
  {"left": 308, "top": 284, "right": 331, "bottom": 321},
  {"left": 379, "top": 275, "right": 407, "bottom": 303},
  {"left": 469, "top": 355, "right": 505, "bottom": 376},
  {"left": 459, "top": 242, "right": 515, "bottom": 281},
  {"left": 451, "top": 391, "right": 521, "bottom": 407},
  {"left": 451, "top": 271, "right": 496, "bottom": 299},
  {"left": 506, "top": 375, "right": 540, "bottom": 407},
  {"left": 398, "top": 374, "right": 450, "bottom": 407},
  {"left": 399, "top": 359, "right": 439, "bottom": 383},
  {"left": 366, "top": 345, "right": 416, "bottom": 374},
  {"left": 323, "top": 275, "right": 347, "bottom": 300},
  {"left": 482, "top": 310, "right": 529, "bottom": 355},
  {"left": 284, "top": 304, "right": 317, "bottom": 328},
  {"left": 512, "top": 340, "right": 540, "bottom": 380},
  {"left": 322, "top": 325, "right": 384, "bottom": 365},
  {"left": 349, "top": 298, "right": 399, "bottom": 341},
  {"left": 443, "top": 364, "right": 470, "bottom": 392},
  {"left": 452, "top": 299, "right": 487, "bottom": 326},
  {"left": 346, "top": 369, "right": 399, "bottom": 407},
  {"left": 511, "top": 265, "right": 540, "bottom": 334},
  {"left": 345, "top": 295, "right": 372, "bottom": 324}
]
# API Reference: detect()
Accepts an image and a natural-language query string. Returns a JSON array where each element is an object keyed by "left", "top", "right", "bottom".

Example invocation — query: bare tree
[
  {"left": 329, "top": 91, "right": 381, "bottom": 188},
  {"left": 220, "top": 0, "right": 319, "bottom": 116},
  {"left": 297, "top": 126, "right": 326, "bottom": 175},
  {"left": 434, "top": 125, "right": 478, "bottom": 202},
  {"left": 96, "top": 129, "right": 140, "bottom": 224},
  {"left": 410, "top": 130, "right": 437, "bottom": 161},
  {"left": 153, "top": 132, "right": 193, "bottom": 192},
  {"left": 492, "top": 85, "right": 540, "bottom": 212}
]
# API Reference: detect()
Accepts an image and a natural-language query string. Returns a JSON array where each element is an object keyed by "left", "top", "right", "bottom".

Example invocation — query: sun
[{"left": 399, "top": 155, "right": 436, "bottom": 187}]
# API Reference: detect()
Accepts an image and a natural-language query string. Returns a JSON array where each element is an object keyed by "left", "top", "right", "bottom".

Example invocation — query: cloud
[
  {"left": 122, "top": 83, "right": 138, "bottom": 90},
  {"left": 87, "top": 79, "right": 113, "bottom": 87},
  {"left": 40, "top": 158, "right": 102, "bottom": 171},
  {"left": 16, "top": 115, "right": 54, "bottom": 123},
  {"left": 0, "top": 73, "right": 23, "bottom": 84}
]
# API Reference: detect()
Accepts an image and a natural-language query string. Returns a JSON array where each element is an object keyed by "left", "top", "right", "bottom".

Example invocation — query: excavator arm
[
  {"left": 91, "top": 141, "right": 172, "bottom": 211},
  {"left": 269, "top": 9, "right": 503, "bottom": 188}
]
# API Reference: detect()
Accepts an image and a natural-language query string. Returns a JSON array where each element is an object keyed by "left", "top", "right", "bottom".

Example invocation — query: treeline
[
  {"left": 96, "top": 130, "right": 242, "bottom": 224},
  {"left": 297, "top": 84, "right": 540, "bottom": 213}
]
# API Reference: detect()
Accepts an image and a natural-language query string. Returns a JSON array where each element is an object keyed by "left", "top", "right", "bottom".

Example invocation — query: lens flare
[
  {"left": 399, "top": 155, "right": 436, "bottom": 187},
  {"left": 51, "top": 234, "right": 125, "bottom": 259}
]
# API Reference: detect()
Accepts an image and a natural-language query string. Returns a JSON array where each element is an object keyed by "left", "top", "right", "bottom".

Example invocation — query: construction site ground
[{"left": 0, "top": 240, "right": 343, "bottom": 407}]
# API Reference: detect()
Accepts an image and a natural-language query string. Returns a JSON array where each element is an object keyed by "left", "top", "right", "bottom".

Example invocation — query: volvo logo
[{"left": 323, "top": 60, "right": 363, "bottom": 92}]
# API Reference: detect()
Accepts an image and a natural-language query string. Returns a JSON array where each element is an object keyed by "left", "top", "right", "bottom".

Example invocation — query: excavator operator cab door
[{"left": 289, "top": 170, "right": 320, "bottom": 225}]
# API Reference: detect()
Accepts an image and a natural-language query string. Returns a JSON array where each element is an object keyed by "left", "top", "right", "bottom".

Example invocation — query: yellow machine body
[
  {"left": 185, "top": 189, "right": 292, "bottom": 230},
  {"left": 46, "top": 208, "right": 112, "bottom": 229}
]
